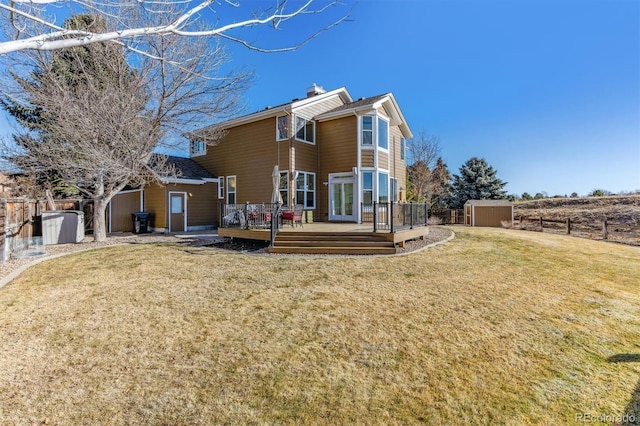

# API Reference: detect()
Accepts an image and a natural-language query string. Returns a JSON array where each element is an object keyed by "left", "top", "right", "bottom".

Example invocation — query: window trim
[
  {"left": 276, "top": 115, "right": 289, "bottom": 141},
  {"left": 377, "top": 117, "right": 389, "bottom": 151},
  {"left": 400, "top": 138, "right": 406, "bottom": 160},
  {"left": 218, "top": 177, "right": 224, "bottom": 199},
  {"left": 361, "top": 115, "right": 373, "bottom": 146},
  {"left": 190, "top": 139, "right": 206, "bottom": 157},
  {"left": 378, "top": 171, "right": 389, "bottom": 203},
  {"left": 226, "top": 175, "right": 236, "bottom": 205},
  {"left": 294, "top": 116, "right": 315, "bottom": 145},
  {"left": 362, "top": 170, "right": 374, "bottom": 205},
  {"left": 279, "top": 171, "right": 289, "bottom": 206},
  {"left": 294, "top": 170, "right": 316, "bottom": 209}
]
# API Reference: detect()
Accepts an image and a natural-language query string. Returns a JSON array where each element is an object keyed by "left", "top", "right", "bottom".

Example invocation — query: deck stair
[{"left": 268, "top": 231, "right": 397, "bottom": 255}]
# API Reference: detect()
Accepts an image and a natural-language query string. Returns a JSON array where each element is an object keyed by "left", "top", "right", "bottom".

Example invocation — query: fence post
[
  {"left": 410, "top": 203, "right": 414, "bottom": 229},
  {"left": 603, "top": 220, "right": 608, "bottom": 240},
  {"left": 566, "top": 218, "right": 571, "bottom": 234},
  {"left": 373, "top": 202, "right": 378, "bottom": 232},
  {"left": 540, "top": 217, "right": 543, "bottom": 231}
]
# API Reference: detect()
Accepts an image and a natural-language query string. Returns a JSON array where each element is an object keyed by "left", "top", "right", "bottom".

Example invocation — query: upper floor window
[
  {"left": 400, "top": 138, "right": 406, "bottom": 160},
  {"left": 276, "top": 115, "right": 289, "bottom": 141},
  {"left": 295, "top": 116, "right": 315, "bottom": 144},
  {"left": 378, "top": 118, "right": 388, "bottom": 150},
  {"left": 191, "top": 140, "right": 206, "bottom": 156},
  {"left": 362, "top": 116, "right": 373, "bottom": 145}
]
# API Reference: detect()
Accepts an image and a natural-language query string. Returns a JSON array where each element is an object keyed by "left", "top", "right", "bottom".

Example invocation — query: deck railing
[
  {"left": 361, "top": 202, "right": 429, "bottom": 232},
  {"left": 220, "top": 202, "right": 282, "bottom": 246},
  {"left": 220, "top": 201, "right": 429, "bottom": 237}
]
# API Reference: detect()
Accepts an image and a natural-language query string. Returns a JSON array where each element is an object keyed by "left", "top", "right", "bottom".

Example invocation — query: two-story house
[
  {"left": 190, "top": 84, "right": 412, "bottom": 224},
  {"left": 107, "top": 84, "right": 412, "bottom": 232}
]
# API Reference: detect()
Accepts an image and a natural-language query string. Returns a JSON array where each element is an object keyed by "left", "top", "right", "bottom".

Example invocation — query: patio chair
[{"left": 280, "top": 204, "right": 304, "bottom": 228}]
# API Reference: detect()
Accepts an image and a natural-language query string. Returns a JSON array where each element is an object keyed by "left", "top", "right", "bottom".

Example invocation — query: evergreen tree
[
  {"left": 2, "top": 14, "right": 158, "bottom": 241},
  {"left": 449, "top": 157, "right": 508, "bottom": 208}
]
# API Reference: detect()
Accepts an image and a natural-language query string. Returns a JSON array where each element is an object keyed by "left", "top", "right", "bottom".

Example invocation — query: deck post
[
  {"left": 373, "top": 202, "right": 378, "bottom": 232},
  {"left": 390, "top": 202, "right": 395, "bottom": 233}
]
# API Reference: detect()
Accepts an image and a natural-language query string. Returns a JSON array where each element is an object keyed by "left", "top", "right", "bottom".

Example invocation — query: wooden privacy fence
[
  {"left": 428, "top": 209, "right": 465, "bottom": 225},
  {"left": 515, "top": 215, "right": 640, "bottom": 243},
  {"left": 0, "top": 198, "right": 43, "bottom": 262}
]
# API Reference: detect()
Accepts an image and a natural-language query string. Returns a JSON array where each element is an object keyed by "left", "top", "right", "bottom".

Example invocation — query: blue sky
[
  {"left": 1, "top": 0, "right": 638, "bottom": 196},
  {"left": 219, "top": 0, "right": 640, "bottom": 197}
]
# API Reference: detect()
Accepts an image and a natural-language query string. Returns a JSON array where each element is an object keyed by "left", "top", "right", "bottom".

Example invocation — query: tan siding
[
  {"left": 164, "top": 182, "right": 218, "bottom": 227},
  {"left": 472, "top": 206, "right": 513, "bottom": 227},
  {"left": 317, "top": 115, "right": 357, "bottom": 222},
  {"left": 194, "top": 117, "right": 280, "bottom": 204},
  {"left": 390, "top": 127, "right": 407, "bottom": 199},
  {"left": 294, "top": 95, "right": 344, "bottom": 120},
  {"left": 293, "top": 141, "right": 317, "bottom": 173},
  {"left": 110, "top": 191, "right": 142, "bottom": 232},
  {"left": 361, "top": 150, "right": 374, "bottom": 168},
  {"left": 144, "top": 184, "right": 167, "bottom": 229},
  {"left": 378, "top": 151, "right": 389, "bottom": 170}
]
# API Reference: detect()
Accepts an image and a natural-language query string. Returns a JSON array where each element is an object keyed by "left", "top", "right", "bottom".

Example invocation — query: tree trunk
[{"left": 93, "top": 198, "right": 109, "bottom": 242}]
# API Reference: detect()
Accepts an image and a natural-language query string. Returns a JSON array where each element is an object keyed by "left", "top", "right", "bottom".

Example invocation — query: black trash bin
[{"left": 131, "top": 212, "right": 151, "bottom": 234}]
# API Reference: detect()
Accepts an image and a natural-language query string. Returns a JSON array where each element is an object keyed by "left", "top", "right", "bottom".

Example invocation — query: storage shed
[{"left": 464, "top": 199, "right": 514, "bottom": 227}]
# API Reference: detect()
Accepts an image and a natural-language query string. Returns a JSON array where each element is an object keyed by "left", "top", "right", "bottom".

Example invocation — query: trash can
[{"left": 131, "top": 212, "right": 151, "bottom": 234}]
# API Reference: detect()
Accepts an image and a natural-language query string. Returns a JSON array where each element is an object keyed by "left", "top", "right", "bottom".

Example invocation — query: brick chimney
[{"left": 306, "top": 83, "right": 326, "bottom": 98}]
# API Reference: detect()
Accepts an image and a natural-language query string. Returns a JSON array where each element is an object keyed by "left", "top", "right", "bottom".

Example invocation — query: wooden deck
[{"left": 218, "top": 223, "right": 430, "bottom": 255}]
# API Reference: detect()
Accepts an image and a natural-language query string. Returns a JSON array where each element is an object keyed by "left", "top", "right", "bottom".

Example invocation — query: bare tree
[
  {"left": 0, "top": 0, "right": 346, "bottom": 55},
  {"left": 406, "top": 131, "right": 442, "bottom": 204},
  {"left": 2, "top": 14, "right": 253, "bottom": 241}
]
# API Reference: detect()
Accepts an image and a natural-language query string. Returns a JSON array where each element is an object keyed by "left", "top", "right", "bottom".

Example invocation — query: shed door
[{"left": 169, "top": 192, "right": 186, "bottom": 232}]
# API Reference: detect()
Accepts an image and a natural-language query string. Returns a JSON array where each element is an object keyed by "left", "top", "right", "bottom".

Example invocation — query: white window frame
[
  {"left": 362, "top": 171, "right": 374, "bottom": 204},
  {"left": 361, "top": 115, "right": 373, "bottom": 146},
  {"left": 294, "top": 116, "right": 315, "bottom": 144},
  {"left": 190, "top": 140, "right": 206, "bottom": 157},
  {"left": 377, "top": 117, "right": 389, "bottom": 151},
  {"left": 226, "top": 175, "right": 236, "bottom": 205},
  {"left": 279, "top": 171, "right": 289, "bottom": 205},
  {"left": 218, "top": 177, "right": 224, "bottom": 199},
  {"left": 391, "top": 177, "right": 399, "bottom": 202},
  {"left": 378, "top": 171, "right": 389, "bottom": 203},
  {"left": 276, "top": 115, "right": 289, "bottom": 141},
  {"left": 295, "top": 171, "right": 316, "bottom": 209}
]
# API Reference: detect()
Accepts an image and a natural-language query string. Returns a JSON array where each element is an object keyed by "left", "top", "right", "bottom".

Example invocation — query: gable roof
[
  {"left": 464, "top": 199, "right": 513, "bottom": 206},
  {"left": 150, "top": 154, "right": 216, "bottom": 185},
  {"left": 189, "top": 87, "right": 352, "bottom": 138},
  {"left": 316, "top": 92, "right": 413, "bottom": 138}
]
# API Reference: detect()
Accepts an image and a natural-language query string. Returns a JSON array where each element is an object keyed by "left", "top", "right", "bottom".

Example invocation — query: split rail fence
[{"left": 514, "top": 215, "right": 640, "bottom": 244}]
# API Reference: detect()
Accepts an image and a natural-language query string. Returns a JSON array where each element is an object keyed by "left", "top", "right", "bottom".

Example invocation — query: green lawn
[{"left": 0, "top": 227, "right": 638, "bottom": 425}]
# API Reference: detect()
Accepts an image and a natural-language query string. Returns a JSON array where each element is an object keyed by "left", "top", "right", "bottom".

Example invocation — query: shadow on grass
[{"left": 607, "top": 354, "right": 640, "bottom": 425}]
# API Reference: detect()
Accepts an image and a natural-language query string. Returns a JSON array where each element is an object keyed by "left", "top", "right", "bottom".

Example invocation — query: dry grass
[
  {"left": 514, "top": 195, "right": 640, "bottom": 245},
  {"left": 1, "top": 228, "right": 639, "bottom": 425}
]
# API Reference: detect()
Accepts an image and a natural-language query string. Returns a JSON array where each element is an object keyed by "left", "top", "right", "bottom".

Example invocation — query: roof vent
[
  {"left": 358, "top": 97, "right": 365, "bottom": 101},
  {"left": 306, "top": 83, "right": 326, "bottom": 98},
  {"left": 264, "top": 106, "right": 271, "bottom": 110}
]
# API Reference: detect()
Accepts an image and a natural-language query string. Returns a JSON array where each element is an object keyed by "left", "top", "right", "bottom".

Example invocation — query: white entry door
[{"left": 329, "top": 174, "right": 355, "bottom": 221}]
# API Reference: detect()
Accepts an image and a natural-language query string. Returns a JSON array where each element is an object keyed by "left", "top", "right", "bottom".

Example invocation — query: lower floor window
[{"left": 295, "top": 171, "right": 315, "bottom": 208}]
